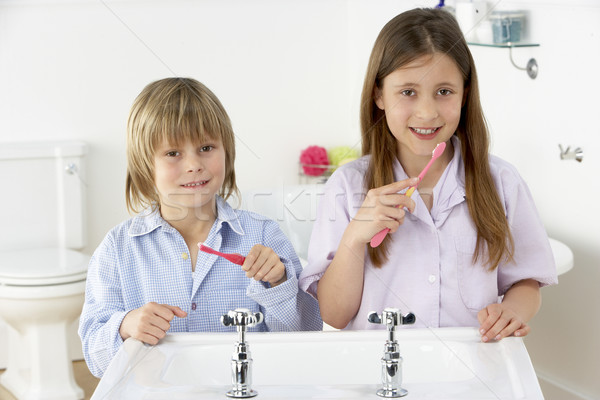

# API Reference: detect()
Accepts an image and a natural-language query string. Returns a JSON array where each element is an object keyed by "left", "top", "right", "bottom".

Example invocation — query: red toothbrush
[{"left": 198, "top": 242, "right": 246, "bottom": 266}]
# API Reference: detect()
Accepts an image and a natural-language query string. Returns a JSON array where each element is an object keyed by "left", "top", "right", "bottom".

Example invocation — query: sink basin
[
  {"left": 91, "top": 328, "right": 543, "bottom": 399},
  {"left": 549, "top": 237, "right": 573, "bottom": 275}
]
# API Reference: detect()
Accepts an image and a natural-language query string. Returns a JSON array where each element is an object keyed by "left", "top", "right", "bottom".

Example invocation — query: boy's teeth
[
  {"left": 413, "top": 128, "right": 437, "bottom": 134},
  {"left": 184, "top": 181, "right": 206, "bottom": 187}
]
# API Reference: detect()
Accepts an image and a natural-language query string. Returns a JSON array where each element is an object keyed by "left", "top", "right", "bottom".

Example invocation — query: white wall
[
  {"left": 0, "top": 0, "right": 357, "bottom": 254},
  {"left": 469, "top": 2, "right": 600, "bottom": 399},
  {"left": 0, "top": 0, "right": 598, "bottom": 398}
]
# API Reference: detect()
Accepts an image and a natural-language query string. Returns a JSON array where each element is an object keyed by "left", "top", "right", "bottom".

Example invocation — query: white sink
[
  {"left": 549, "top": 237, "right": 574, "bottom": 275},
  {"left": 92, "top": 328, "right": 543, "bottom": 399}
]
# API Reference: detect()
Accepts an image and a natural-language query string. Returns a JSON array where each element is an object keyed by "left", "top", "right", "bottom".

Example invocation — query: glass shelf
[
  {"left": 298, "top": 162, "right": 334, "bottom": 184},
  {"left": 467, "top": 42, "right": 540, "bottom": 48}
]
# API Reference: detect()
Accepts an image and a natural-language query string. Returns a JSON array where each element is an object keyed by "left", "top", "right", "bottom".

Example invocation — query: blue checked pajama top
[{"left": 79, "top": 195, "right": 322, "bottom": 377}]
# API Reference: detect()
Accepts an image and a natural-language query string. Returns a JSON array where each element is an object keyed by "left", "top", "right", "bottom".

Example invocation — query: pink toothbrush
[
  {"left": 198, "top": 242, "right": 246, "bottom": 265},
  {"left": 369, "top": 142, "right": 447, "bottom": 248}
]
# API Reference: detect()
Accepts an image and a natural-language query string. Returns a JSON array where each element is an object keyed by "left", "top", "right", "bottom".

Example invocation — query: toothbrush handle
[
  {"left": 369, "top": 185, "right": 417, "bottom": 248},
  {"left": 405, "top": 186, "right": 416, "bottom": 197},
  {"left": 370, "top": 228, "right": 390, "bottom": 248},
  {"left": 222, "top": 253, "right": 246, "bottom": 266},
  {"left": 199, "top": 244, "right": 246, "bottom": 266},
  {"left": 368, "top": 141, "right": 445, "bottom": 249}
]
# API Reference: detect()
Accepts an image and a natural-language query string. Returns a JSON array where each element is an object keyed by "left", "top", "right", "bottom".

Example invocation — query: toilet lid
[{"left": 0, "top": 247, "right": 89, "bottom": 286}]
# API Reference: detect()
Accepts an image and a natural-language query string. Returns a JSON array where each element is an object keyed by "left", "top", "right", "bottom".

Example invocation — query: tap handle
[
  {"left": 252, "top": 312, "right": 264, "bottom": 326},
  {"left": 367, "top": 311, "right": 382, "bottom": 324},
  {"left": 221, "top": 308, "right": 264, "bottom": 328},
  {"left": 367, "top": 308, "right": 416, "bottom": 328},
  {"left": 221, "top": 314, "right": 235, "bottom": 327},
  {"left": 401, "top": 312, "right": 416, "bottom": 325}
]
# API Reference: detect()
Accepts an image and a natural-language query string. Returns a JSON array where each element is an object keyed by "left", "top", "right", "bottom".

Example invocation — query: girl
[
  {"left": 299, "top": 8, "right": 557, "bottom": 341},
  {"left": 79, "top": 78, "right": 322, "bottom": 378}
]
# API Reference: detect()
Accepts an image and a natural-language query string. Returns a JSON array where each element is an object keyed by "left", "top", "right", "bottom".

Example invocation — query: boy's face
[
  {"left": 374, "top": 52, "right": 465, "bottom": 162},
  {"left": 153, "top": 136, "right": 226, "bottom": 219}
]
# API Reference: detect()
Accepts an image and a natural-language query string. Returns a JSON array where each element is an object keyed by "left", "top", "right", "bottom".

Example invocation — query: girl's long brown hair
[{"left": 360, "top": 8, "right": 513, "bottom": 269}]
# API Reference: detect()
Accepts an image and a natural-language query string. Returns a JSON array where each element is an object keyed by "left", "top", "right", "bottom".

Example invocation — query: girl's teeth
[{"left": 413, "top": 128, "right": 437, "bottom": 135}]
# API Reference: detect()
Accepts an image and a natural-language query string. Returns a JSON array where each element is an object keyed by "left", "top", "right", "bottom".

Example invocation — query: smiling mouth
[
  {"left": 182, "top": 180, "right": 208, "bottom": 187},
  {"left": 410, "top": 127, "right": 441, "bottom": 135}
]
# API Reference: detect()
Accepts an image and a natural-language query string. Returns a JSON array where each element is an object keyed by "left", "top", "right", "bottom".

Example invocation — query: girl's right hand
[
  {"left": 347, "top": 177, "right": 418, "bottom": 244},
  {"left": 119, "top": 302, "right": 187, "bottom": 345}
]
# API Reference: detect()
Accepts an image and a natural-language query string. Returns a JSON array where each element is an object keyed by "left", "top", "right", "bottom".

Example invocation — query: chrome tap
[
  {"left": 368, "top": 308, "right": 416, "bottom": 398},
  {"left": 558, "top": 144, "right": 584, "bottom": 162},
  {"left": 221, "top": 308, "right": 264, "bottom": 398}
]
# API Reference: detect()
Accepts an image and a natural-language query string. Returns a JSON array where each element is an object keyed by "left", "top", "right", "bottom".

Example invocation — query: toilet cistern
[
  {"left": 368, "top": 308, "right": 416, "bottom": 398},
  {"left": 221, "top": 308, "right": 264, "bottom": 399},
  {"left": 0, "top": 140, "right": 89, "bottom": 400}
]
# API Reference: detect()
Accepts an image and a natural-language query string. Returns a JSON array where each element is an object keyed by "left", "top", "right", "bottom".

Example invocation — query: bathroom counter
[{"left": 91, "top": 328, "right": 543, "bottom": 399}]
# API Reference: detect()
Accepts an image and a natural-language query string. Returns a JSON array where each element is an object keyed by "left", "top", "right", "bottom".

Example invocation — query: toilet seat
[{"left": 0, "top": 247, "right": 88, "bottom": 286}]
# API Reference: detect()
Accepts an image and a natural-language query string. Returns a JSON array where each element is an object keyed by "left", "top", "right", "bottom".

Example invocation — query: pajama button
[
  {"left": 428, "top": 275, "right": 436, "bottom": 283},
  {"left": 182, "top": 253, "right": 189, "bottom": 260},
  {"left": 191, "top": 303, "right": 197, "bottom": 310}
]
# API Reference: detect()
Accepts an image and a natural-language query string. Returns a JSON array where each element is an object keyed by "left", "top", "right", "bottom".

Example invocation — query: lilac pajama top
[{"left": 299, "top": 136, "right": 558, "bottom": 330}]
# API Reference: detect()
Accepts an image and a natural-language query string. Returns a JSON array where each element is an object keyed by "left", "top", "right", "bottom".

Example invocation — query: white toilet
[{"left": 0, "top": 141, "right": 89, "bottom": 400}]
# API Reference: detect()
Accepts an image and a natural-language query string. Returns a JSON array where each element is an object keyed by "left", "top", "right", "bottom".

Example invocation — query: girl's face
[
  {"left": 153, "top": 137, "right": 226, "bottom": 219},
  {"left": 374, "top": 52, "right": 465, "bottom": 162}
]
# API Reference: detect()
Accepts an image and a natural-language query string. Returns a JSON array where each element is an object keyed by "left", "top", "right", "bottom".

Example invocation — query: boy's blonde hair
[
  {"left": 361, "top": 8, "right": 513, "bottom": 270},
  {"left": 125, "top": 77, "right": 238, "bottom": 213}
]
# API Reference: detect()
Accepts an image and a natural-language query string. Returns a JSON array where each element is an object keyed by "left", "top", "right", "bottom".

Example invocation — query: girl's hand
[
  {"left": 348, "top": 177, "right": 418, "bottom": 244},
  {"left": 119, "top": 302, "right": 187, "bottom": 345},
  {"left": 242, "top": 244, "right": 287, "bottom": 287},
  {"left": 477, "top": 303, "right": 530, "bottom": 342}
]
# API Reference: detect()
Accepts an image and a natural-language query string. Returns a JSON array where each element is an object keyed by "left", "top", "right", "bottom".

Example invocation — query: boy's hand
[
  {"left": 120, "top": 302, "right": 187, "bottom": 345},
  {"left": 477, "top": 303, "right": 530, "bottom": 342},
  {"left": 242, "top": 244, "right": 287, "bottom": 287}
]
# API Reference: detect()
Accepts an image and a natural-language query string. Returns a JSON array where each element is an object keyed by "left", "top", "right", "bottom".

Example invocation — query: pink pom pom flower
[{"left": 300, "top": 145, "right": 329, "bottom": 176}]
